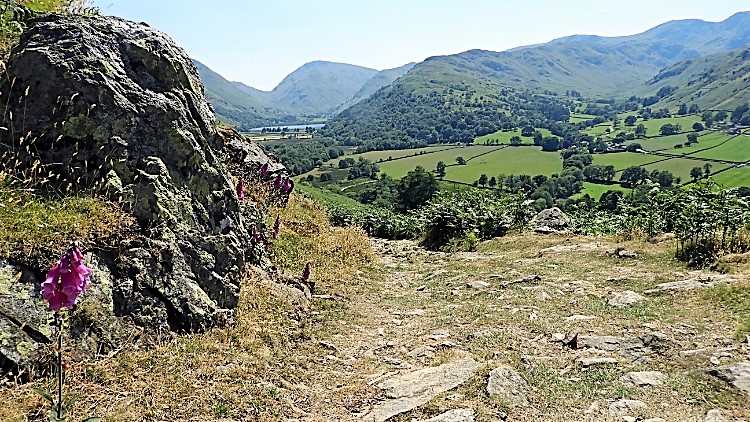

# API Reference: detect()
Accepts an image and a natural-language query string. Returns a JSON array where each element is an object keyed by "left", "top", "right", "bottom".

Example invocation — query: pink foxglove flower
[
  {"left": 281, "top": 178, "right": 294, "bottom": 195},
  {"left": 237, "top": 178, "right": 245, "bottom": 202},
  {"left": 273, "top": 174, "right": 284, "bottom": 189},
  {"left": 302, "top": 262, "right": 311, "bottom": 282},
  {"left": 41, "top": 245, "right": 92, "bottom": 312},
  {"left": 260, "top": 162, "right": 269, "bottom": 175},
  {"left": 272, "top": 215, "right": 281, "bottom": 239},
  {"left": 252, "top": 228, "right": 262, "bottom": 243}
]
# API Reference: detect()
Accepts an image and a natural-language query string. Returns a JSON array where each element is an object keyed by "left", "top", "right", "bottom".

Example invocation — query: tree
[
  {"left": 703, "top": 162, "right": 712, "bottom": 176},
  {"left": 436, "top": 161, "right": 446, "bottom": 177},
  {"left": 626, "top": 143, "right": 642, "bottom": 152},
  {"left": 510, "top": 136, "right": 522, "bottom": 146},
  {"left": 677, "top": 103, "right": 688, "bottom": 115},
  {"left": 319, "top": 173, "right": 333, "bottom": 182},
  {"left": 455, "top": 156, "right": 466, "bottom": 165},
  {"left": 690, "top": 166, "right": 704, "bottom": 181},
  {"left": 624, "top": 115, "right": 637, "bottom": 126},
  {"left": 620, "top": 166, "right": 649, "bottom": 187},
  {"left": 634, "top": 124, "right": 647, "bottom": 137},
  {"left": 715, "top": 111, "right": 728, "bottom": 122},
  {"left": 397, "top": 166, "right": 439, "bottom": 211},
  {"left": 521, "top": 126, "right": 534, "bottom": 137},
  {"left": 488, "top": 176, "right": 497, "bottom": 188},
  {"left": 478, "top": 174, "right": 488, "bottom": 186},
  {"left": 659, "top": 123, "right": 681, "bottom": 135},
  {"left": 692, "top": 122, "right": 704, "bottom": 131},
  {"left": 686, "top": 133, "right": 698, "bottom": 143}
]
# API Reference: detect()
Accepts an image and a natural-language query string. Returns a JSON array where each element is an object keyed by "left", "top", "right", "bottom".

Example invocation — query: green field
[
  {"left": 582, "top": 123, "right": 612, "bottom": 137},
  {"left": 474, "top": 128, "right": 552, "bottom": 145},
  {"left": 643, "top": 158, "right": 732, "bottom": 182},
  {"left": 576, "top": 182, "right": 627, "bottom": 200},
  {"left": 569, "top": 113, "right": 597, "bottom": 123},
  {"left": 357, "top": 145, "right": 461, "bottom": 163},
  {"left": 691, "top": 136, "right": 750, "bottom": 162},
  {"left": 710, "top": 166, "right": 750, "bottom": 188},
  {"left": 592, "top": 152, "right": 666, "bottom": 171},
  {"left": 377, "top": 145, "right": 494, "bottom": 179},
  {"left": 637, "top": 115, "right": 703, "bottom": 136},
  {"left": 444, "top": 146, "right": 563, "bottom": 182},
  {"left": 632, "top": 133, "right": 700, "bottom": 151},
  {"left": 660, "top": 131, "right": 732, "bottom": 155}
]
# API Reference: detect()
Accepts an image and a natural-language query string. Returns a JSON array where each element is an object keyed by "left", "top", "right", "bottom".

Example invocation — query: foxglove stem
[{"left": 55, "top": 314, "right": 63, "bottom": 420}]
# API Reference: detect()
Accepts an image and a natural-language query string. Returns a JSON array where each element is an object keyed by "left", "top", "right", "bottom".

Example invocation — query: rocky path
[{"left": 300, "top": 235, "right": 750, "bottom": 421}]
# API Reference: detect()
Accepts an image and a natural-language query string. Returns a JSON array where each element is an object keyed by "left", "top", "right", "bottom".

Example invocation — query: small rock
[
  {"left": 608, "top": 290, "right": 645, "bottom": 308},
  {"left": 383, "top": 357, "right": 412, "bottom": 369},
  {"left": 429, "top": 330, "right": 451, "bottom": 340},
  {"left": 679, "top": 348, "right": 709, "bottom": 358},
  {"left": 378, "top": 328, "right": 386, "bottom": 336},
  {"left": 622, "top": 417, "right": 637, "bottom": 422},
  {"left": 577, "top": 357, "right": 619, "bottom": 367},
  {"left": 416, "top": 285, "right": 427, "bottom": 291},
  {"left": 417, "top": 408, "right": 475, "bottom": 422},
  {"left": 617, "top": 249, "right": 637, "bottom": 258},
  {"left": 467, "top": 280, "right": 491, "bottom": 289},
  {"left": 501, "top": 274, "right": 542, "bottom": 287},
  {"left": 644, "top": 419, "right": 666, "bottom": 422},
  {"left": 319, "top": 341, "right": 337, "bottom": 351},
  {"left": 704, "top": 409, "right": 725, "bottom": 422},
  {"left": 620, "top": 371, "right": 666, "bottom": 386},
  {"left": 551, "top": 333, "right": 566, "bottom": 342},
  {"left": 408, "top": 309, "right": 426, "bottom": 316},
  {"left": 535, "top": 291, "right": 551, "bottom": 302},
  {"left": 572, "top": 287, "right": 586, "bottom": 296},
  {"left": 584, "top": 401, "right": 599, "bottom": 414},
  {"left": 708, "top": 361, "right": 750, "bottom": 394},
  {"left": 408, "top": 345, "right": 436, "bottom": 358},
  {"left": 710, "top": 356, "right": 721, "bottom": 365},
  {"left": 532, "top": 207, "right": 570, "bottom": 232},
  {"left": 608, "top": 399, "right": 647, "bottom": 417},
  {"left": 486, "top": 366, "right": 530, "bottom": 406},
  {"left": 565, "top": 314, "right": 596, "bottom": 322}
]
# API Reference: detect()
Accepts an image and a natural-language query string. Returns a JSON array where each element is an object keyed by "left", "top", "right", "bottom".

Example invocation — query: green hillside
[
  {"left": 192, "top": 59, "right": 291, "bottom": 129},
  {"left": 644, "top": 44, "right": 750, "bottom": 110}
]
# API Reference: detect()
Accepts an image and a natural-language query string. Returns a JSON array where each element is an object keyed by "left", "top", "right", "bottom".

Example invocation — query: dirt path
[{"left": 300, "top": 234, "right": 750, "bottom": 421}]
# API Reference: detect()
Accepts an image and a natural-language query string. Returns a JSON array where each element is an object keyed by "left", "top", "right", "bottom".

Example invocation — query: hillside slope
[
  {"left": 643, "top": 43, "right": 750, "bottom": 110},
  {"left": 262, "top": 61, "right": 378, "bottom": 115},
  {"left": 333, "top": 62, "right": 416, "bottom": 113},
  {"left": 192, "top": 59, "right": 292, "bottom": 129}
]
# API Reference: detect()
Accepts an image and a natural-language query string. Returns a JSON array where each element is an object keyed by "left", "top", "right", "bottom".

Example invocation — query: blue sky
[{"left": 91, "top": 0, "right": 750, "bottom": 91}]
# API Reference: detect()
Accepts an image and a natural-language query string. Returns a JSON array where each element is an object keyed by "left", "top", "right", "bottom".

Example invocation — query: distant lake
[{"left": 249, "top": 123, "right": 326, "bottom": 131}]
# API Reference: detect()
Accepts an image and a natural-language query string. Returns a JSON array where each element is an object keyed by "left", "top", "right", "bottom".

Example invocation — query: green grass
[
  {"left": 691, "top": 135, "right": 750, "bottom": 162},
  {"left": 582, "top": 123, "right": 613, "bottom": 137},
  {"left": 643, "top": 158, "right": 732, "bottom": 183},
  {"left": 576, "top": 182, "right": 627, "bottom": 200},
  {"left": 355, "top": 145, "right": 461, "bottom": 163},
  {"left": 710, "top": 166, "right": 750, "bottom": 188},
  {"left": 592, "top": 152, "right": 666, "bottom": 171},
  {"left": 631, "top": 133, "right": 701, "bottom": 151},
  {"left": 377, "top": 145, "right": 493, "bottom": 179},
  {"left": 473, "top": 128, "right": 552, "bottom": 145},
  {"left": 660, "top": 131, "right": 733, "bottom": 154},
  {"left": 637, "top": 115, "right": 703, "bottom": 136},
  {"left": 703, "top": 283, "right": 750, "bottom": 338},
  {"left": 568, "top": 113, "right": 597, "bottom": 123},
  {"left": 444, "top": 146, "right": 562, "bottom": 182}
]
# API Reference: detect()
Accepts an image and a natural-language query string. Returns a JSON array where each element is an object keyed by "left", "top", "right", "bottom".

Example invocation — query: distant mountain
[
  {"left": 644, "top": 43, "right": 750, "bottom": 110},
  {"left": 192, "top": 59, "right": 292, "bottom": 130},
  {"left": 334, "top": 63, "right": 416, "bottom": 112},
  {"left": 259, "top": 61, "right": 378, "bottom": 115},
  {"left": 325, "top": 12, "right": 750, "bottom": 143}
]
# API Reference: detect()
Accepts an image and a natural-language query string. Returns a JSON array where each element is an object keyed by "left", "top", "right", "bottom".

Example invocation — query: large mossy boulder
[{"left": 0, "top": 14, "right": 283, "bottom": 375}]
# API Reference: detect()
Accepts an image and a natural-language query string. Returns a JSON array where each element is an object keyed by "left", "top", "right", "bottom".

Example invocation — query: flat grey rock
[
  {"left": 486, "top": 366, "right": 529, "bottom": 406},
  {"left": 467, "top": 280, "right": 490, "bottom": 289},
  {"left": 708, "top": 361, "right": 750, "bottom": 394},
  {"left": 417, "top": 408, "right": 476, "bottom": 422},
  {"left": 577, "top": 357, "right": 619, "bottom": 367},
  {"left": 620, "top": 371, "right": 666, "bottom": 386},
  {"left": 704, "top": 409, "right": 725, "bottom": 422},
  {"left": 608, "top": 290, "right": 645, "bottom": 308},
  {"left": 644, "top": 275, "right": 732, "bottom": 294},
  {"left": 366, "top": 358, "right": 481, "bottom": 422},
  {"left": 609, "top": 399, "right": 647, "bottom": 417}
]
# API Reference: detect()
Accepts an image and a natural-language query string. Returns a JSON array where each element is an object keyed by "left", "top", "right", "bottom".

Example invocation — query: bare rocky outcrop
[{"left": 0, "top": 14, "right": 283, "bottom": 376}]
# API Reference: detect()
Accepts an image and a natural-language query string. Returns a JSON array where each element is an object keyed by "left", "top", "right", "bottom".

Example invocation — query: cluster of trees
[
  {"left": 321, "top": 83, "right": 572, "bottom": 151},
  {"left": 264, "top": 138, "right": 344, "bottom": 175},
  {"left": 338, "top": 157, "right": 379, "bottom": 180},
  {"left": 619, "top": 166, "right": 679, "bottom": 188}
]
